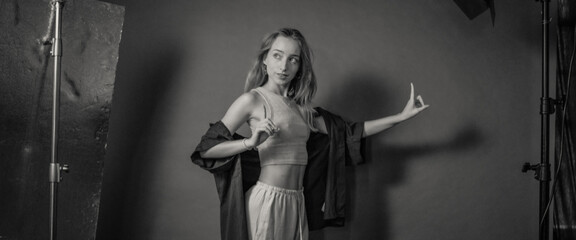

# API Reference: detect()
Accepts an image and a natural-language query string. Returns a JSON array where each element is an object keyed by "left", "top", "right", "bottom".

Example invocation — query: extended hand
[
  {"left": 246, "top": 118, "right": 279, "bottom": 148},
  {"left": 400, "top": 83, "right": 429, "bottom": 120}
]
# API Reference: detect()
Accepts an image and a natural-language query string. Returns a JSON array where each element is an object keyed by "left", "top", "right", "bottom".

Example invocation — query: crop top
[{"left": 251, "top": 87, "right": 310, "bottom": 166}]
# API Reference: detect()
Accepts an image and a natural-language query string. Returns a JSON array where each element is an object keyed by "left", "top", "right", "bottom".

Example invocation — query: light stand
[
  {"left": 522, "top": 1, "right": 558, "bottom": 240},
  {"left": 48, "top": 1, "right": 69, "bottom": 240},
  {"left": 538, "top": 1, "right": 552, "bottom": 239}
]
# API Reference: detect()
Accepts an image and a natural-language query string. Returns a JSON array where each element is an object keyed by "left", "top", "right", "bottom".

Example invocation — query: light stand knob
[
  {"left": 522, "top": 162, "right": 550, "bottom": 181},
  {"left": 60, "top": 164, "right": 69, "bottom": 173}
]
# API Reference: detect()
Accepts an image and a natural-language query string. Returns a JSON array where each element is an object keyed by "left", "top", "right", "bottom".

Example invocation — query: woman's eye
[
  {"left": 290, "top": 58, "right": 300, "bottom": 64},
  {"left": 273, "top": 53, "right": 281, "bottom": 59}
]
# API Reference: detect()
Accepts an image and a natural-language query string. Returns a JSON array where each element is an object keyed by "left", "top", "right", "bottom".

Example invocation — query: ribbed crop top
[{"left": 251, "top": 87, "right": 310, "bottom": 166}]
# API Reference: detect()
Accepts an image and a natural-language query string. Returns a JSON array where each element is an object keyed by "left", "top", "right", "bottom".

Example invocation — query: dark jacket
[{"left": 191, "top": 107, "right": 364, "bottom": 240}]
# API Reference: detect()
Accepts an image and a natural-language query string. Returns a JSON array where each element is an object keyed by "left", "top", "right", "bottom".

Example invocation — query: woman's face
[{"left": 263, "top": 36, "right": 301, "bottom": 87}]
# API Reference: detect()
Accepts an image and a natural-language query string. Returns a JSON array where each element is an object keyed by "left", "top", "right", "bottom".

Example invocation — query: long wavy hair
[{"left": 244, "top": 28, "right": 318, "bottom": 131}]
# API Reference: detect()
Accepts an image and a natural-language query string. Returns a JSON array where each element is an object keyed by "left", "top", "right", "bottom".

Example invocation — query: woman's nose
[{"left": 279, "top": 58, "right": 288, "bottom": 71}]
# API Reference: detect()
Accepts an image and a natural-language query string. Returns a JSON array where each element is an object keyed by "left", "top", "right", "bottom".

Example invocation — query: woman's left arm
[{"left": 363, "top": 83, "right": 429, "bottom": 137}]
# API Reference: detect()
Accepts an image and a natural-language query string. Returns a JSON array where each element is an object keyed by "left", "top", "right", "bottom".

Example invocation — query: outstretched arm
[{"left": 363, "top": 83, "right": 429, "bottom": 137}]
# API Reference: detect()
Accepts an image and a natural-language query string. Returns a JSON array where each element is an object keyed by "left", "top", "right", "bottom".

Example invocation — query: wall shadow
[
  {"left": 96, "top": 41, "right": 186, "bottom": 239},
  {"left": 310, "top": 74, "right": 483, "bottom": 240}
]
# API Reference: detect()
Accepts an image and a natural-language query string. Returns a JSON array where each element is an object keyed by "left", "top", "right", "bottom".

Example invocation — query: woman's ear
[{"left": 262, "top": 53, "right": 269, "bottom": 66}]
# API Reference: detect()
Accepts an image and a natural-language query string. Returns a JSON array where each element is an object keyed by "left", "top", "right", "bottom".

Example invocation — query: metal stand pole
[
  {"left": 522, "top": 1, "right": 553, "bottom": 240},
  {"left": 48, "top": 1, "right": 69, "bottom": 240},
  {"left": 538, "top": 1, "right": 552, "bottom": 240}
]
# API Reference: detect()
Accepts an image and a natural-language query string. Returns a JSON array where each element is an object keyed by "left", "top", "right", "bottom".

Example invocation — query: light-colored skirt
[{"left": 245, "top": 181, "right": 308, "bottom": 240}]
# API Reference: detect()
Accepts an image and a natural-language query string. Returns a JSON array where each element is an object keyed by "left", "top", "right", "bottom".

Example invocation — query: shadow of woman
[{"left": 310, "top": 74, "right": 483, "bottom": 240}]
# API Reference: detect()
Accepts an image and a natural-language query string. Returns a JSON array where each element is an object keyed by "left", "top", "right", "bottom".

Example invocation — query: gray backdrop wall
[{"left": 97, "top": 0, "right": 550, "bottom": 239}]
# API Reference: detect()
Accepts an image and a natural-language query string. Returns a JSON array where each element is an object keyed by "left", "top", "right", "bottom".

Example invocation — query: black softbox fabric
[{"left": 554, "top": 1, "right": 576, "bottom": 239}]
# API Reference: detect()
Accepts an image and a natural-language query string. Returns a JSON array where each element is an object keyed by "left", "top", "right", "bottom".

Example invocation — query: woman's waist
[{"left": 258, "top": 165, "right": 306, "bottom": 190}]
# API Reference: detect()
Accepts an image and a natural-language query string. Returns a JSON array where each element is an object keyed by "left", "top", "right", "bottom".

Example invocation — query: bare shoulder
[
  {"left": 314, "top": 115, "right": 327, "bottom": 134},
  {"left": 221, "top": 91, "right": 263, "bottom": 132},
  {"left": 232, "top": 91, "right": 260, "bottom": 107}
]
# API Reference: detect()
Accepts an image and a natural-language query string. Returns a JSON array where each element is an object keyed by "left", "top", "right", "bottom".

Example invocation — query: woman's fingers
[
  {"left": 417, "top": 95, "right": 425, "bottom": 106},
  {"left": 410, "top": 83, "right": 415, "bottom": 102},
  {"left": 416, "top": 95, "right": 429, "bottom": 112},
  {"left": 262, "top": 118, "right": 279, "bottom": 133},
  {"left": 257, "top": 125, "right": 274, "bottom": 136},
  {"left": 410, "top": 84, "right": 429, "bottom": 109},
  {"left": 403, "top": 84, "right": 429, "bottom": 118},
  {"left": 417, "top": 95, "right": 429, "bottom": 107},
  {"left": 252, "top": 118, "right": 279, "bottom": 143},
  {"left": 416, "top": 95, "right": 424, "bottom": 107},
  {"left": 268, "top": 119, "right": 279, "bottom": 131}
]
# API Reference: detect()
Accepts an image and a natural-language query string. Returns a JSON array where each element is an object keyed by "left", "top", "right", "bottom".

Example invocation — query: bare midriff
[{"left": 258, "top": 165, "right": 306, "bottom": 190}]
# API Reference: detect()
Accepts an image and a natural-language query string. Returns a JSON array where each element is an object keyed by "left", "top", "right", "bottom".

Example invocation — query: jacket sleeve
[
  {"left": 344, "top": 120, "right": 365, "bottom": 166},
  {"left": 316, "top": 107, "right": 365, "bottom": 166},
  {"left": 190, "top": 121, "right": 256, "bottom": 240},
  {"left": 190, "top": 121, "right": 243, "bottom": 173},
  {"left": 308, "top": 107, "right": 366, "bottom": 229}
]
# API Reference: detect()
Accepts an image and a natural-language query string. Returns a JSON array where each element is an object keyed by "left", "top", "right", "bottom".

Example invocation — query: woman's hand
[
  {"left": 399, "top": 83, "right": 429, "bottom": 121},
  {"left": 246, "top": 118, "right": 279, "bottom": 149}
]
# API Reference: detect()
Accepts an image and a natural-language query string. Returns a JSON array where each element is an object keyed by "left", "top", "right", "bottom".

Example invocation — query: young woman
[{"left": 192, "top": 28, "right": 428, "bottom": 240}]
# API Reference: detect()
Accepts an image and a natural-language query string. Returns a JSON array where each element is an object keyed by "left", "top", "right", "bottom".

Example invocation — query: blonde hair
[{"left": 244, "top": 28, "right": 318, "bottom": 131}]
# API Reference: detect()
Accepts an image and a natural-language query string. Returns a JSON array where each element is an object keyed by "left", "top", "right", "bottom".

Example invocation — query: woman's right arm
[{"left": 200, "top": 92, "right": 277, "bottom": 158}]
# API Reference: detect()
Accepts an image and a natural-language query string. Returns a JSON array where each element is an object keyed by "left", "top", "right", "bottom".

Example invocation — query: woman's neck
[{"left": 262, "top": 82, "right": 289, "bottom": 97}]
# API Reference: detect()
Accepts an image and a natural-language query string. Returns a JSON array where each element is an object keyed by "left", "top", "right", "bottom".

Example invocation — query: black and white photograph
[{"left": 1, "top": 0, "right": 575, "bottom": 240}]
